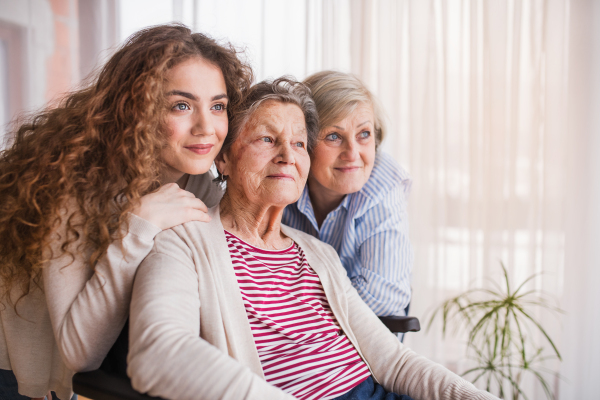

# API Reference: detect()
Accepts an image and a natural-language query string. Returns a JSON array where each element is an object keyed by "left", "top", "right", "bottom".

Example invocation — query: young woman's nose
[{"left": 191, "top": 108, "right": 216, "bottom": 136}]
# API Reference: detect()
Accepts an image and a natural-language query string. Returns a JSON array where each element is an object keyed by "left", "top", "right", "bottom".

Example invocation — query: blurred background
[{"left": 1, "top": 0, "right": 599, "bottom": 398}]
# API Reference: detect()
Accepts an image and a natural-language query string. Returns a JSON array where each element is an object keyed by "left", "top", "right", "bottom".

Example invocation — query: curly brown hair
[{"left": 0, "top": 24, "right": 253, "bottom": 304}]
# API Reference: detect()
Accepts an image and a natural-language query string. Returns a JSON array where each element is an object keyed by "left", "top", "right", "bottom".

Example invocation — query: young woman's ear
[{"left": 214, "top": 152, "right": 230, "bottom": 182}]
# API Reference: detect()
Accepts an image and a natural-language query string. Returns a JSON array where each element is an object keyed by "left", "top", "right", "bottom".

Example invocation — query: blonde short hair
[{"left": 303, "top": 71, "right": 386, "bottom": 146}]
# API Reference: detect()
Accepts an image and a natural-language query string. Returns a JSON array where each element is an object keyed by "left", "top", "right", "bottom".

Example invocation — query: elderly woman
[
  {"left": 128, "top": 78, "right": 498, "bottom": 400},
  {"left": 282, "top": 71, "right": 412, "bottom": 318}
]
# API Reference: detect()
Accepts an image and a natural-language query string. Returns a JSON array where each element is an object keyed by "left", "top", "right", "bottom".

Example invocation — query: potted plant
[{"left": 427, "top": 263, "right": 562, "bottom": 400}]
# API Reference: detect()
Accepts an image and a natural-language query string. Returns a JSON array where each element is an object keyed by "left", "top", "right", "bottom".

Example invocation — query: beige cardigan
[
  {"left": 0, "top": 173, "right": 223, "bottom": 400},
  {"left": 128, "top": 206, "right": 499, "bottom": 400}
]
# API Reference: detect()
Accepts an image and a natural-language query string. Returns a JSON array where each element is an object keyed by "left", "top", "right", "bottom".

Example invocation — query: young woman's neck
[
  {"left": 219, "top": 190, "right": 291, "bottom": 250},
  {"left": 159, "top": 166, "right": 188, "bottom": 188},
  {"left": 307, "top": 176, "right": 346, "bottom": 228}
]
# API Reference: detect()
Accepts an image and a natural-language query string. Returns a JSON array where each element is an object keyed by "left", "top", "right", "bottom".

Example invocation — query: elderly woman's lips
[
  {"left": 267, "top": 174, "right": 295, "bottom": 180},
  {"left": 185, "top": 144, "right": 214, "bottom": 155},
  {"left": 335, "top": 166, "right": 361, "bottom": 172}
]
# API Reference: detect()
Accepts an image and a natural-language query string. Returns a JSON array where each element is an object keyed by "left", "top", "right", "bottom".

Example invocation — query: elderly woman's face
[
  {"left": 309, "top": 103, "right": 376, "bottom": 197},
  {"left": 218, "top": 100, "right": 310, "bottom": 207}
]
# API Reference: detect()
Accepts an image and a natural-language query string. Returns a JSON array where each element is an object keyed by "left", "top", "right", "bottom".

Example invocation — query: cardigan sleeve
[
  {"left": 343, "top": 274, "right": 500, "bottom": 400},
  {"left": 42, "top": 212, "right": 161, "bottom": 372},
  {"left": 127, "top": 230, "right": 295, "bottom": 400}
]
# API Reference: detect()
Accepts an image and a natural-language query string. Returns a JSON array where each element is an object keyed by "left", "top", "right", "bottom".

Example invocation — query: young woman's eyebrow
[
  {"left": 166, "top": 90, "right": 198, "bottom": 101},
  {"left": 166, "top": 91, "right": 228, "bottom": 102},
  {"left": 212, "top": 93, "right": 228, "bottom": 101}
]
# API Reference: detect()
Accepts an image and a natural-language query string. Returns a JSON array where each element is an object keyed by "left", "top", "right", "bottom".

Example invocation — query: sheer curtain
[
  {"left": 350, "top": 0, "right": 569, "bottom": 375},
  {"left": 348, "top": 1, "right": 600, "bottom": 397}
]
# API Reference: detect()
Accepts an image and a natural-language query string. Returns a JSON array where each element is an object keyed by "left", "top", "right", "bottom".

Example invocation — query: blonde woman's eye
[{"left": 358, "top": 131, "right": 371, "bottom": 139}]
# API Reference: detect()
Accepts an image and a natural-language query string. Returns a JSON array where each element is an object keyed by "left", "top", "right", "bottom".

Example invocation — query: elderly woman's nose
[
  {"left": 192, "top": 108, "right": 216, "bottom": 136},
  {"left": 340, "top": 139, "right": 359, "bottom": 161},
  {"left": 275, "top": 142, "right": 296, "bottom": 164}
]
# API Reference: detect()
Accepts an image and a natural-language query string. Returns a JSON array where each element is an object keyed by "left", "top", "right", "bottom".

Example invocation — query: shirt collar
[
  {"left": 295, "top": 186, "right": 319, "bottom": 230},
  {"left": 295, "top": 185, "right": 352, "bottom": 231}
]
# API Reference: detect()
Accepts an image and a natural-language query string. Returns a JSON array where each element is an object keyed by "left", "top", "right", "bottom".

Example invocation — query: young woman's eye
[
  {"left": 325, "top": 133, "right": 340, "bottom": 141},
  {"left": 358, "top": 130, "right": 371, "bottom": 139},
  {"left": 173, "top": 102, "right": 190, "bottom": 111},
  {"left": 212, "top": 103, "right": 227, "bottom": 112}
]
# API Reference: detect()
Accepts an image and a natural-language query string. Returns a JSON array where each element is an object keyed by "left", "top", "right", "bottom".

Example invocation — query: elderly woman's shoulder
[{"left": 150, "top": 220, "right": 213, "bottom": 256}]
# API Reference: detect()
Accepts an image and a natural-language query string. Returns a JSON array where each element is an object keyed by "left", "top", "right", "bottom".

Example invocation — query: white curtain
[{"left": 348, "top": 1, "right": 600, "bottom": 398}]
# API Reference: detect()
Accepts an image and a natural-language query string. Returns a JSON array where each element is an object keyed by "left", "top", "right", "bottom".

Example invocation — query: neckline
[{"left": 224, "top": 230, "right": 295, "bottom": 253}]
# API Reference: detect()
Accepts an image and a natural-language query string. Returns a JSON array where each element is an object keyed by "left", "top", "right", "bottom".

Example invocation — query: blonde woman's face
[
  {"left": 161, "top": 57, "right": 229, "bottom": 182},
  {"left": 308, "top": 103, "right": 376, "bottom": 198}
]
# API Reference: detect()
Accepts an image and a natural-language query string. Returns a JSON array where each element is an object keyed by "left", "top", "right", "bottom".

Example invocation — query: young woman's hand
[{"left": 131, "top": 183, "right": 211, "bottom": 230}]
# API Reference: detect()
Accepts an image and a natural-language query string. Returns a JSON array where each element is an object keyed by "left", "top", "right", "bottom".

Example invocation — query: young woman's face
[{"left": 161, "top": 57, "right": 229, "bottom": 182}]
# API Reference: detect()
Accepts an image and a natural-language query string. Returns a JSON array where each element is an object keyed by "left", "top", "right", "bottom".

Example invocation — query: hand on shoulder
[{"left": 132, "top": 183, "right": 210, "bottom": 230}]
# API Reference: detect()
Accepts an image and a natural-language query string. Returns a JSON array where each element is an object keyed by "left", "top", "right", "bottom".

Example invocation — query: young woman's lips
[{"left": 185, "top": 144, "right": 214, "bottom": 155}]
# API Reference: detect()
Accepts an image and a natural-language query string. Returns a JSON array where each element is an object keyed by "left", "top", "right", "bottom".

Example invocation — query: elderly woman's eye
[
  {"left": 261, "top": 137, "right": 273, "bottom": 143},
  {"left": 173, "top": 102, "right": 190, "bottom": 111},
  {"left": 294, "top": 142, "right": 306, "bottom": 148}
]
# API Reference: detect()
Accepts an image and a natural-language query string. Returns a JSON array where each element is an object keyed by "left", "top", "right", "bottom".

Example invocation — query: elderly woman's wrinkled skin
[
  {"left": 307, "top": 103, "right": 377, "bottom": 226},
  {"left": 216, "top": 100, "right": 310, "bottom": 249}
]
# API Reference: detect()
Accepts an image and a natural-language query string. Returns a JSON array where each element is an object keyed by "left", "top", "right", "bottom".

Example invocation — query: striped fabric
[
  {"left": 225, "top": 231, "right": 371, "bottom": 400},
  {"left": 282, "top": 151, "right": 413, "bottom": 316}
]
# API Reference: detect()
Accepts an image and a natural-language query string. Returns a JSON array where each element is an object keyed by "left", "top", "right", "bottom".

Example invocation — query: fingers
[
  {"left": 187, "top": 197, "right": 208, "bottom": 213},
  {"left": 183, "top": 208, "right": 211, "bottom": 223},
  {"left": 132, "top": 184, "right": 211, "bottom": 230}
]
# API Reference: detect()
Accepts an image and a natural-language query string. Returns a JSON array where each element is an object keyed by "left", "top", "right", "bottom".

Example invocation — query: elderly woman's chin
[
  {"left": 233, "top": 176, "right": 305, "bottom": 208},
  {"left": 263, "top": 179, "right": 306, "bottom": 207}
]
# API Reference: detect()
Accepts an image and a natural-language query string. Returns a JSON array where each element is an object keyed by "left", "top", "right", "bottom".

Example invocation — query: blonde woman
[{"left": 283, "top": 71, "right": 413, "bottom": 319}]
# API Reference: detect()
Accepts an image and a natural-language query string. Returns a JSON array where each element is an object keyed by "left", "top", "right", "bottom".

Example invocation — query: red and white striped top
[{"left": 225, "top": 230, "right": 371, "bottom": 400}]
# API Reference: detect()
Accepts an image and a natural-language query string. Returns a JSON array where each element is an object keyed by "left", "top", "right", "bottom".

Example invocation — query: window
[{"left": 0, "top": 21, "right": 24, "bottom": 148}]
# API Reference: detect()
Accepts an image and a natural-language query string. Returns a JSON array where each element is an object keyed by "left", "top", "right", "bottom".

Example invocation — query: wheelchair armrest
[
  {"left": 73, "top": 370, "right": 164, "bottom": 400},
  {"left": 378, "top": 316, "right": 421, "bottom": 333}
]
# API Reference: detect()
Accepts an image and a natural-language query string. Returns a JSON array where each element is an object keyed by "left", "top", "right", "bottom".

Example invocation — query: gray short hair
[
  {"left": 303, "top": 71, "right": 386, "bottom": 146},
  {"left": 221, "top": 76, "right": 319, "bottom": 155}
]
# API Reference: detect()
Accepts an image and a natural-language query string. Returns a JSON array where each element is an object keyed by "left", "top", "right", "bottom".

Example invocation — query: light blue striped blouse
[{"left": 282, "top": 151, "right": 413, "bottom": 317}]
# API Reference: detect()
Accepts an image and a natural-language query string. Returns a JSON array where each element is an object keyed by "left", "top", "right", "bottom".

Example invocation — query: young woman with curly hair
[{"left": 0, "top": 24, "right": 253, "bottom": 400}]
